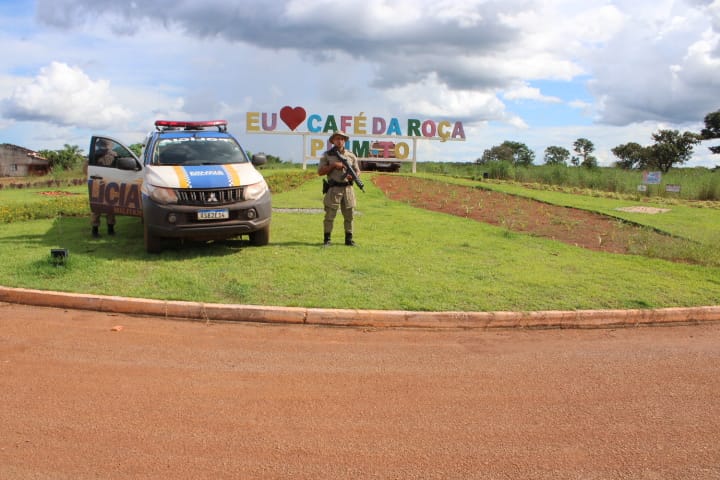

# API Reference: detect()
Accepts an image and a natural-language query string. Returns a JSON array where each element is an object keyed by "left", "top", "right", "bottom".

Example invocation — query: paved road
[{"left": 1, "top": 303, "right": 719, "bottom": 479}]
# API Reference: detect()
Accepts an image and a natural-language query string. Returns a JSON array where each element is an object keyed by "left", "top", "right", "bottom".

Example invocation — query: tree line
[
  {"left": 35, "top": 109, "right": 720, "bottom": 173},
  {"left": 37, "top": 143, "right": 289, "bottom": 172},
  {"left": 37, "top": 143, "right": 145, "bottom": 172},
  {"left": 477, "top": 109, "right": 720, "bottom": 172}
]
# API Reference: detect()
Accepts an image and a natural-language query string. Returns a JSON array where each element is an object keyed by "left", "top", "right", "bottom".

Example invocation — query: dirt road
[{"left": 1, "top": 303, "right": 719, "bottom": 479}]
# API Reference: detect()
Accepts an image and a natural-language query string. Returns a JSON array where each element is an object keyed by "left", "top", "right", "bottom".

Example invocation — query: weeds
[
  {"left": 407, "top": 162, "right": 720, "bottom": 202},
  {"left": 0, "top": 194, "right": 88, "bottom": 223},
  {"left": 549, "top": 216, "right": 581, "bottom": 230}
]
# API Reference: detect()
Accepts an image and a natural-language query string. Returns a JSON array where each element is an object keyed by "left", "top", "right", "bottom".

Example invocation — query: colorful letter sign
[
  {"left": 246, "top": 106, "right": 466, "bottom": 170},
  {"left": 247, "top": 106, "right": 465, "bottom": 141}
]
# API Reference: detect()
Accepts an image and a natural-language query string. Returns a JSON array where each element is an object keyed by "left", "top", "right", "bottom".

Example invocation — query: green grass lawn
[{"left": 0, "top": 173, "right": 718, "bottom": 312}]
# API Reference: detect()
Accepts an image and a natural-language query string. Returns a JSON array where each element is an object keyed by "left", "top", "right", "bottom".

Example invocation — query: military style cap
[{"left": 329, "top": 130, "right": 350, "bottom": 142}]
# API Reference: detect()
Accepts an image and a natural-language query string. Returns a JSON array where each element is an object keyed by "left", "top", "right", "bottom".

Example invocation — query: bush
[
  {"left": 536, "top": 164, "right": 570, "bottom": 186},
  {"left": 696, "top": 175, "right": 720, "bottom": 201},
  {"left": 485, "top": 161, "right": 514, "bottom": 180}
]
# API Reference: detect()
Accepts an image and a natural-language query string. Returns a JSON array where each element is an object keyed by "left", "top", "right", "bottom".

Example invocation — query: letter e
[{"left": 246, "top": 112, "right": 260, "bottom": 132}]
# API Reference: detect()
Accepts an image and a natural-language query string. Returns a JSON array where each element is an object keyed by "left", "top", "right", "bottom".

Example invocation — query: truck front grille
[{"left": 176, "top": 187, "right": 244, "bottom": 206}]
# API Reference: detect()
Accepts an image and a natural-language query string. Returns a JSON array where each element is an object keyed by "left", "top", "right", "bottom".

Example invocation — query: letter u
[{"left": 262, "top": 113, "right": 278, "bottom": 131}]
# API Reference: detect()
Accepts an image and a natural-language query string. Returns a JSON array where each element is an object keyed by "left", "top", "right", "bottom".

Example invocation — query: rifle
[{"left": 330, "top": 146, "right": 365, "bottom": 192}]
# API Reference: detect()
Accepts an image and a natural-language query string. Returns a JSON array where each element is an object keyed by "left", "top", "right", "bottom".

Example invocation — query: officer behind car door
[
  {"left": 85, "top": 138, "right": 118, "bottom": 237},
  {"left": 317, "top": 130, "right": 360, "bottom": 246}
]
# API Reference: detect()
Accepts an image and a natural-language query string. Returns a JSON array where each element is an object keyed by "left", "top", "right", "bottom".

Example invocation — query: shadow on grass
[{"left": 35, "top": 215, "right": 260, "bottom": 261}]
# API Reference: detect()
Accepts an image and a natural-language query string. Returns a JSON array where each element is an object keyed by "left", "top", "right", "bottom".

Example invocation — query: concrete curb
[{"left": 1, "top": 286, "right": 719, "bottom": 330}]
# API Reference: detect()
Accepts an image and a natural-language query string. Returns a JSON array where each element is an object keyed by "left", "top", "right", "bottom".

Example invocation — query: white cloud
[
  {"left": 503, "top": 84, "right": 562, "bottom": 103},
  {"left": 0, "top": 0, "right": 715, "bottom": 168},
  {"left": 586, "top": 0, "right": 720, "bottom": 125},
  {"left": 2, "top": 61, "right": 132, "bottom": 128},
  {"left": 383, "top": 72, "right": 512, "bottom": 124},
  {"left": 30, "top": 0, "right": 717, "bottom": 128}
]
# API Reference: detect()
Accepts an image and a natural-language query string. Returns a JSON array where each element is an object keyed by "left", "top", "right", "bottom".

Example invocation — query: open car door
[{"left": 87, "top": 136, "right": 144, "bottom": 218}]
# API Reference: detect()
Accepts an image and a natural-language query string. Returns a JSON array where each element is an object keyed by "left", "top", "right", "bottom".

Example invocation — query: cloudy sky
[{"left": 1, "top": 0, "right": 719, "bottom": 167}]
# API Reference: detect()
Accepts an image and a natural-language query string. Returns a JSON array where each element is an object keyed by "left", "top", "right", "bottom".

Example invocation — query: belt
[{"left": 329, "top": 181, "right": 351, "bottom": 187}]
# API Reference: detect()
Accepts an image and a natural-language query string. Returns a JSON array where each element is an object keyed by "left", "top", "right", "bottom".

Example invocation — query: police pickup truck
[{"left": 87, "top": 120, "right": 271, "bottom": 253}]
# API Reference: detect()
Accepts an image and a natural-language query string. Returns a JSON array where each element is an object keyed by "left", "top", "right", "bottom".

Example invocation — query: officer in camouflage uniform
[
  {"left": 85, "top": 138, "right": 118, "bottom": 237},
  {"left": 317, "top": 131, "right": 361, "bottom": 246}
]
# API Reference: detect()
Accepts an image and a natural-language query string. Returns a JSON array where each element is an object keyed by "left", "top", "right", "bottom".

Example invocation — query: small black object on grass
[{"left": 50, "top": 248, "right": 69, "bottom": 266}]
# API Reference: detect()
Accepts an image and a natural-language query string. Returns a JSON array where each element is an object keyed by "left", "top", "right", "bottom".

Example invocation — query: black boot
[
  {"left": 323, "top": 233, "right": 331, "bottom": 246},
  {"left": 108, "top": 224, "right": 115, "bottom": 235},
  {"left": 345, "top": 232, "right": 356, "bottom": 246},
  {"left": 92, "top": 226, "right": 100, "bottom": 238}
]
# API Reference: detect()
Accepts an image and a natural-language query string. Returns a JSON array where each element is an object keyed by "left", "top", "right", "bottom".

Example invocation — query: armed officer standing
[{"left": 318, "top": 130, "right": 362, "bottom": 246}]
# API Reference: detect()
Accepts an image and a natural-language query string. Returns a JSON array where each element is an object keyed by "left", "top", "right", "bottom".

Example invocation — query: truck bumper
[{"left": 142, "top": 190, "right": 271, "bottom": 240}]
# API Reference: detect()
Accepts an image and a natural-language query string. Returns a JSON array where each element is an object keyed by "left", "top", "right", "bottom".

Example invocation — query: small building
[{"left": 0, "top": 143, "right": 50, "bottom": 177}]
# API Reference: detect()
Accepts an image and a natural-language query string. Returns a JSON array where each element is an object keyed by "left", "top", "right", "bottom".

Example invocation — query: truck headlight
[
  {"left": 244, "top": 180, "right": 268, "bottom": 201},
  {"left": 147, "top": 184, "right": 178, "bottom": 204}
]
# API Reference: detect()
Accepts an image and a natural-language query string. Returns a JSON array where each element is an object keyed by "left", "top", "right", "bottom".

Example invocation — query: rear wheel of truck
[
  {"left": 144, "top": 223, "right": 163, "bottom": 253},
  {"left": 249, "top": 225, "right": 270, "bottom": 246}
]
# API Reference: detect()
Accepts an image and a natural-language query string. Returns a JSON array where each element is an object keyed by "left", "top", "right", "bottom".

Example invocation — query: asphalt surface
[{"left": 2, "top": 299, "right": 720, "bottom": 479}]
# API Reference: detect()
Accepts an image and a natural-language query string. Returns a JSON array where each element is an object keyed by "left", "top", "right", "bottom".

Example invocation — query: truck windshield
[{"left": 153, "top": 137, "right": 248, "bottom": 166}]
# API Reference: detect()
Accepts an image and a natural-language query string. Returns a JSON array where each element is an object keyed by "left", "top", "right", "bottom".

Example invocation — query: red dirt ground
[
  {"left": 3, "top": 304, "right": 720, "bottom": 479},
  {"left": 373, "top": 175, "right": 673, "bottom": 255}
]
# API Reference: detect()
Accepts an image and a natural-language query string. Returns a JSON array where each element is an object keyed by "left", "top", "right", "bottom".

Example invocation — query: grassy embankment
[{"left": 0, "top": 167, "right": 718, "bottom": 312}]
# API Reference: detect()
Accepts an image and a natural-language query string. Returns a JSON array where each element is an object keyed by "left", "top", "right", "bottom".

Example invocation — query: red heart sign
[{"left": 279, "top": 106, "right": 306, "bottom": 131}]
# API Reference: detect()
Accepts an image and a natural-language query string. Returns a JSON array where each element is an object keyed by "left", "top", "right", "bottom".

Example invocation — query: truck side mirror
[{"left": 117, "top": 157, "right": 141, "bottom": 171}]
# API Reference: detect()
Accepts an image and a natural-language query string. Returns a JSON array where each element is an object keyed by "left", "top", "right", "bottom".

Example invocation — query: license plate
[{"left": 198, "top": 209, "right": 229, "bottom": 220}]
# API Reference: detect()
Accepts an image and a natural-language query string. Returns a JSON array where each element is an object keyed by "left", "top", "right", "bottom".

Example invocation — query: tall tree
[
  {"left": 543, "top": 146, "right": 570, "bottom": 166},
  {"left": 611, "top": 142, "right": 648, "bottom": 170},
  {"left": 647, "top": 129, "right": 701, "bottom": 172},
  {"left": 479, "top": 143, "right": 514, "bottom": 164},
  {"left": 479, "top": 141, "right": 535, "bottom": 166},
  {"left": 700, "top": 109, "right": 720, "bottom": 154},
  {"left": 572, "top": 138, "right": 597, "bottom": 168}
]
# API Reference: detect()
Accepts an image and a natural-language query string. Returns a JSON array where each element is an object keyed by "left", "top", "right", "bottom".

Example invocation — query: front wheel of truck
[
  {"left": 249, "top": 225, "right": 270, "bottom": 246},
  {"left": 144, "top": 223, "right": 163, "bottom": 253}
]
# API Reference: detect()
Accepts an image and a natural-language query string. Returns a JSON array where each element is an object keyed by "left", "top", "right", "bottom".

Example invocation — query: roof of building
[{"left": 0, "top": 143, "right": 49, "bottom": 164}]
